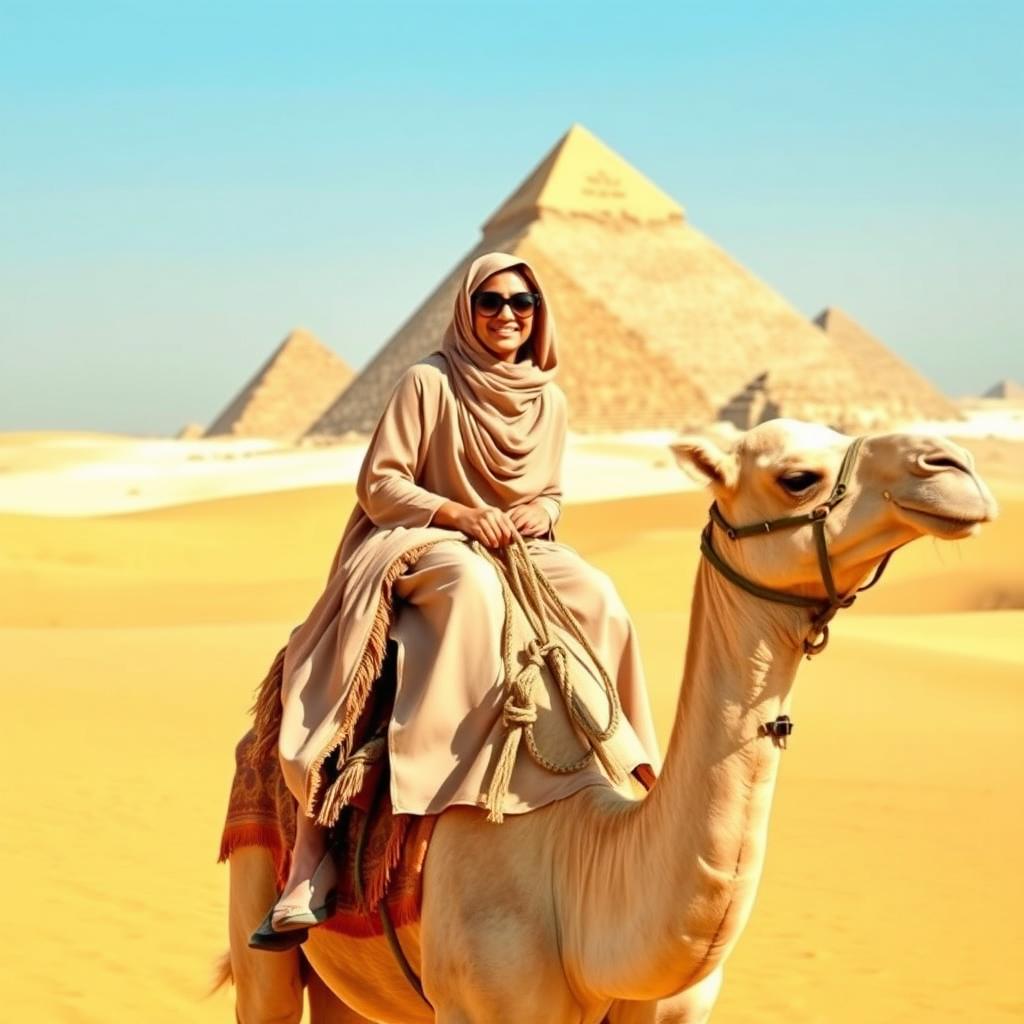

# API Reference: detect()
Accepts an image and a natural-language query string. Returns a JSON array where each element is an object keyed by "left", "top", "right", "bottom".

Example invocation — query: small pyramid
[
  {"left": 813, "top": 308, "right": 957, "bottom": 426},
  {"left": 983, "top": 379, "right": 1023, "bottom": 399},
  {"left": 718, "top": 372, "right": 781, "bottom": 430},
  {"left": 483, "top": 124, "right": 684, "bottom": 235},
  {"left": 206, "top": 328, "right": 354, "bottom": 440}
]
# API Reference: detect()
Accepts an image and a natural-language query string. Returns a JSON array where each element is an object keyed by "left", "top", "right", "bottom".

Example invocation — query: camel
[{"left": 223, "top": 419, "right": 996, "bottom": 1023}]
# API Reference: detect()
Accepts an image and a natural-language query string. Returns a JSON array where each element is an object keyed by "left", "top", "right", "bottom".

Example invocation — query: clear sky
[{"left": 1, "top": 0, "right": 1021, "bottom": 435}]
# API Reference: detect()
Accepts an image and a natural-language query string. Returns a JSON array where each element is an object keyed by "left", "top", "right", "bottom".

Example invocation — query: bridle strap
[
  {"left": 699, "top": 524, "right": 821, "bottom": 611},
  {"left": 812, "top": 517, "right": 845, "bottom": 606},
  {"left": 700, "top": 437, "right": 895, "bottom": 656}
]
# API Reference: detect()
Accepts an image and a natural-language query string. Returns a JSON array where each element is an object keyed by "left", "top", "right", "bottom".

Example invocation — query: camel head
[{"left": 671, "top": 419, "right": 997, "bottom": 612}]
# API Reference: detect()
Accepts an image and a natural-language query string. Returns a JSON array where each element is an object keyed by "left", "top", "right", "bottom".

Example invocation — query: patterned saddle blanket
[{"left": 219, "top": 642, "right": 436, "bottom": 938}]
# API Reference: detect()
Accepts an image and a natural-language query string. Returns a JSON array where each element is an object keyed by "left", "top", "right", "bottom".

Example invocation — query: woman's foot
[
  {"left": 270, "top": 850, "right": 339, "bottom": 931},
  {"left": 248, "top": 819, "right": 338, "bottom": 952}
]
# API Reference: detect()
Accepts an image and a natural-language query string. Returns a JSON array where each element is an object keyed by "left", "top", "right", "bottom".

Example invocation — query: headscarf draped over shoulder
[{"left": 440, "top": 252, "right": 561, "bottom": 490}]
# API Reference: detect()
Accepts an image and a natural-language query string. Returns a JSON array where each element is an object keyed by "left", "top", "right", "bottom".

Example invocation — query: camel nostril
[{"left": 917, "top": 452, "right": 970, "bottom": 475}]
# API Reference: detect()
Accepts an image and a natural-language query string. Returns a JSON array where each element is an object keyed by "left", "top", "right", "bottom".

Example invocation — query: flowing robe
[{"left": 278, "top": 352, "right": 659, "bottom": 821}]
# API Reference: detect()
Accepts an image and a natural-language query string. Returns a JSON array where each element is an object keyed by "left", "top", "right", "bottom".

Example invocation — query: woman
[{"left": 253, "top": 252, "right": 660, "bottom": 949}]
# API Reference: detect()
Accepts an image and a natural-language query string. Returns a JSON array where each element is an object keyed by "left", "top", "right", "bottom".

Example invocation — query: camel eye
[{"left": 778, "top": 470, "right": 822, "bottom": 494}]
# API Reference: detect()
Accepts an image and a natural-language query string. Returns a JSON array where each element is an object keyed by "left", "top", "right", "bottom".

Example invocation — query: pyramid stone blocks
[{"left": 206, "top": 328, "right": 354, "bottom": 441}]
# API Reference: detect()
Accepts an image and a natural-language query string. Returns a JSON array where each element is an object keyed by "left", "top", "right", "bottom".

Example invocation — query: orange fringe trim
[
  {"left": 217, "top": 823, "right": 284, "bottom": 864},
  {"left": 322, "top": 892, "right": 423, "bottom": 939},
  {"left": 366, "top": 813, "right": 412, "bottom": 911},
  {"left": 250, "top": 646, "right": 287, "bottom": 770},
  {"left": 218, "top": 823, "right": 292, "bottom": 890}
]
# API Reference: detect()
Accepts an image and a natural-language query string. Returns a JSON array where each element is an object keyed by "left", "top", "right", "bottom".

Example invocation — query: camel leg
[
  {"left": 306, "top": 968, "right": 375, "bottom": 1023},
  {"left": 228, "top": 846, "right": 371, "bottom": 1023},
  {"left": 428, "top": 956, "right": 582, "bottom": 1024},
  {"left": 425, "top": 934, "right": 583, "bottom": 1022},
  {"left": 228, "top": 846, "right": 304, "bottom": 1023},
  {"left": 434, "top": 1010, "right": 578, "bottom": 1024},
  {"left": 604, "top": 1002, "right": 657, "bottom": 1024},
  {"left": 606, "top": 967, "right": 724, "bottom": 1024},
  {"left": 432, "top": 993, "right": 580, "bottom": 1023},
  {"left": 653, "top": 967, "right": 724, "bottom": 1024},
  {"left": 430, "top": 975, "right": 584, "bottom": 1024}
]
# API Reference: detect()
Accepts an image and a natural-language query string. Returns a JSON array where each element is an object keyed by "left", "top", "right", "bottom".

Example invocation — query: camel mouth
[{"left": 893, "top": 501, "right": 990, "bottom": 538}]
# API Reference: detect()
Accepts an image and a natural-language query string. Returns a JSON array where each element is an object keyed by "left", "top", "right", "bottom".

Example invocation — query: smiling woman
[
  {"left": 244, "top": 250, "right": 661, "bottom": 955},
  {"left": 469, "top": 271, "right": 542, "bottom": 364}
]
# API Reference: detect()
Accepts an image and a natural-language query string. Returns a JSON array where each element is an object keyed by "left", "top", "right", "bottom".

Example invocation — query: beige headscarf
[{"left": 440, "top": 252, "right": 561, "bottom": 498}]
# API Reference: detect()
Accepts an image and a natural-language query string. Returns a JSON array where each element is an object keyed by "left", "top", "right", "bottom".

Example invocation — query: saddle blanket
[{"left": 219, "top": 728, "right": 437, "bottom": 938}]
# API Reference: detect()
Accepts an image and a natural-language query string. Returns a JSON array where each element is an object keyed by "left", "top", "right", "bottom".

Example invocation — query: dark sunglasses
[{"left": 471, "top": 290, "right": 541, "bottom": 318}]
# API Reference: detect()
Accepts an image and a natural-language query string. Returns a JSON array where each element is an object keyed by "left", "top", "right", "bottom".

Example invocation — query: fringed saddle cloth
[{"left": 219, "top": 643, "right": 437, "bottom": 938}]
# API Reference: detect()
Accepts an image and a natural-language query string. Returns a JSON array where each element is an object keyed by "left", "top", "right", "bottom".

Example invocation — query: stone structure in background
[
  {"left": 205, "top": 328, "right": 353, "bottom": 441},
  {"left": 307, "top": 124, "right": 956, "bottom": 437},
  {"left": 718, "top": 372, "right": 781, "bottom": 430},
  {"left": 983, "top": 379, "right": 1023, "bottom": 399}
]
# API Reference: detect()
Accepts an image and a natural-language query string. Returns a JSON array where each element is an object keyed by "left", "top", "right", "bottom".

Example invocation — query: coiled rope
[{"left": 469, "top": 532, "right": 625, "bottom": 822}]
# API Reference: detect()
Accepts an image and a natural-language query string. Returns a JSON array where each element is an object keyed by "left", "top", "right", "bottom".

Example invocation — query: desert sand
[{"left": 1, "top": 430, "right": 1021, "bottom": 1022}]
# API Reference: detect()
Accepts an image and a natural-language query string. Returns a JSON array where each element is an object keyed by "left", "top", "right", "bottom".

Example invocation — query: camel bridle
[{"left": 699, "top": 436, "right": 893, "bottom": 659}]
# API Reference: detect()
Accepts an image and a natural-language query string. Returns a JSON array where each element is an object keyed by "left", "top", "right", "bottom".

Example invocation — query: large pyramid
[
  {"left": 309, "top": 124, "right": 952, "bottom": 436},
  {"left": 206, "top": 328, "right": 354, "bottom": 440}
]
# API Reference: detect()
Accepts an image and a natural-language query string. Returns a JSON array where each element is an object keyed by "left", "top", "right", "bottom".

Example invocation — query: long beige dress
[
  {"left": 277, "top": 253, "right": 659, "bottom": 826},
  {"left": 388, "top": 536, "right": 658, "bottom": 814}
]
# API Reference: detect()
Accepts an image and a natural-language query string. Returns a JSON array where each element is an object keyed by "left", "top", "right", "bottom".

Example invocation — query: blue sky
[{"left": 1, "top": 1, "right": 1021, "bottom": 434}]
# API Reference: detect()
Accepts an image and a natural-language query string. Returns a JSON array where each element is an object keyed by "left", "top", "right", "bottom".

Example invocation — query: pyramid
[
  {"left": 718, "top": 372, "right": 781, "bottom": 430},
  {"left": 206, "top": 328, "right": 354, "bottom": 440},
  {"left": 310, "top": 125, "right": 952, "bottom": 436},
  {"left": 811, "top": 308, "right": 958, "bottom": 427},
  {"left": 482, "top": 121, "right": 684, "bottom": 234},
  {"left": 983, "top": 379, "right": 1024, "bottom": 399}
]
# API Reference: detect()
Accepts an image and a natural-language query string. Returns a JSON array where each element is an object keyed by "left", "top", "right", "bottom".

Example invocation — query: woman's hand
[
  {"left": 433, "top": 500, "right": 550, "bottom": 546},
  {"left": 449, "top": 504, "right": 519, "bottom": 548},
  {"left": 509, "top": 501, "right": 551, "bottom": 539},
  {"left": 464, "top": 506, "right": 518, "bottom": 547}
]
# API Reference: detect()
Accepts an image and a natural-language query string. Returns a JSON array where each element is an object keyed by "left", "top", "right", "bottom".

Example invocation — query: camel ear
[{"left": 670, "top": 437, "right": 738, "bottom": 490}]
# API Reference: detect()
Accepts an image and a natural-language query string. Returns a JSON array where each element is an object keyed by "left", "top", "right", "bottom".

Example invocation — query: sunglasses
[{"left": 471, "top": 290, "right": 541, "bottom": 318}]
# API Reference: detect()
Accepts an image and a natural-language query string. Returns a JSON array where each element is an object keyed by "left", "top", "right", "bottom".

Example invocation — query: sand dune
[
  {"left": 2, "top": 455, "right": 1022, "bottom": 1021},
  {"left": 0, "top": 431, "right": 694, "bottom": 517}
]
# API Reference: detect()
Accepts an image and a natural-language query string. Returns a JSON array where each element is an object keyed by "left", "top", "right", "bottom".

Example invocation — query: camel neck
[{"left": 581, "top": 558, "right": 806, "bottom": 1001}]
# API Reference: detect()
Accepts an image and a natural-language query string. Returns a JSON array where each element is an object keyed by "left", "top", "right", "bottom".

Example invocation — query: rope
[{"left": 469, "top": 532, "right": 625, "bottom": 823}]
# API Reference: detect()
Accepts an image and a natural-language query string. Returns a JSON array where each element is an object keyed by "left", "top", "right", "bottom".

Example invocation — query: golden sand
[{"left": 2, "top": 469, "right": 1021, "bottom": 1021}]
